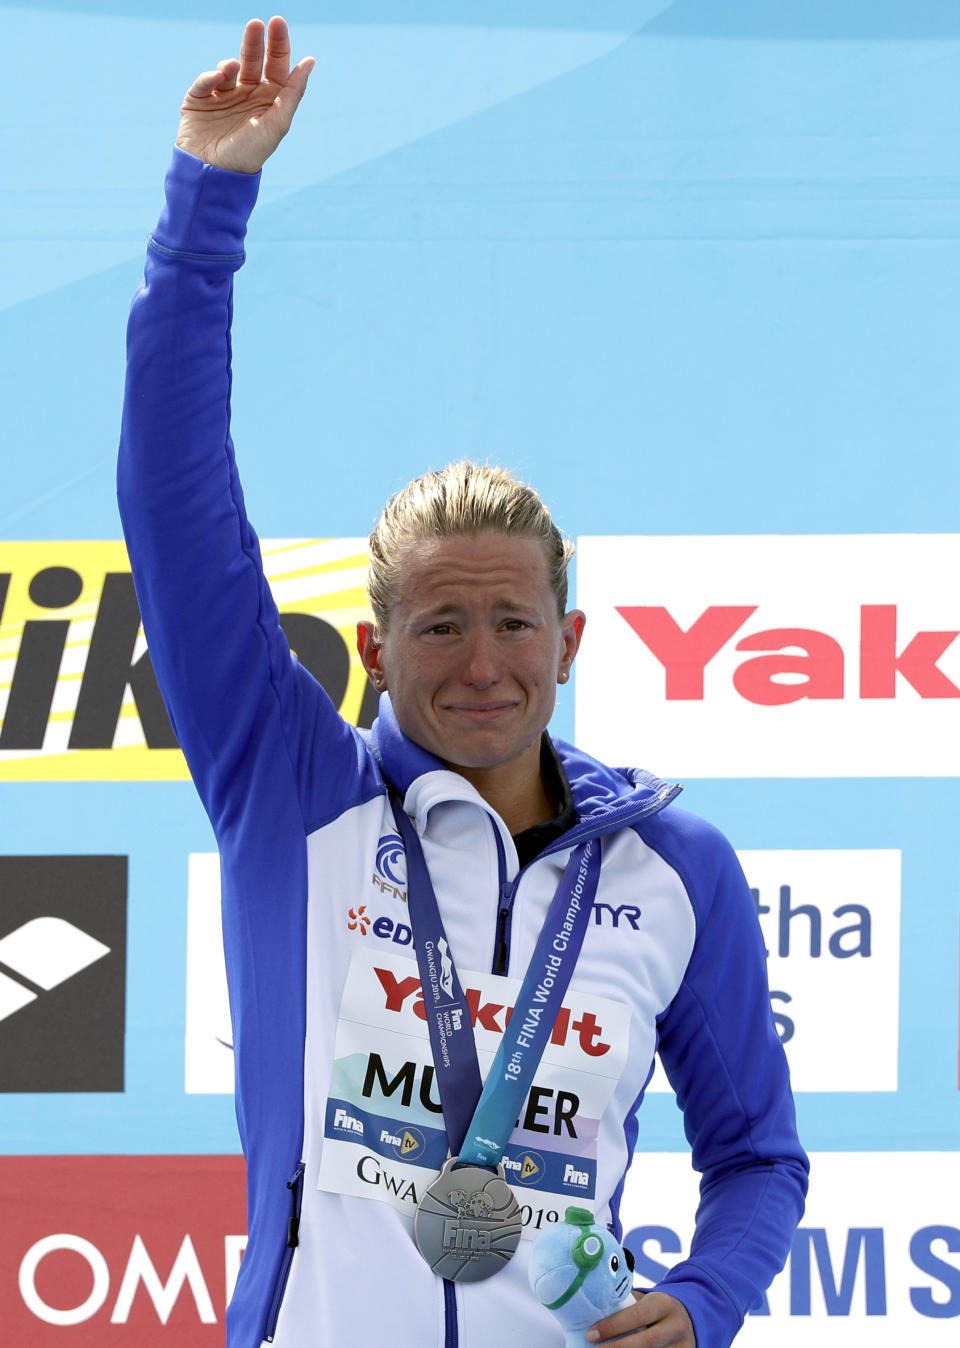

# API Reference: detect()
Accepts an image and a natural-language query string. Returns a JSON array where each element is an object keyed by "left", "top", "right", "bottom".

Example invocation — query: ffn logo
[{"left": 617, "top": 605, "right": 960, "bottom": 704}]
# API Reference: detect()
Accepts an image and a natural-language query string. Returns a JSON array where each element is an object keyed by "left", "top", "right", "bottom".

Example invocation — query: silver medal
[{"left": 414, "top": 1157, "right": 523, "bottom": 1282}]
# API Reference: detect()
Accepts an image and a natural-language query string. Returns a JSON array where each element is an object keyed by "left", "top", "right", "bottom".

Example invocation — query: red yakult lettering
[
  {"left": 859, "top": 605, "right": 960, "bottom": 699},
  {"left": 619, "top": 604, "right": 959, "bottom": 702},
  {"left": 616, "top": 606, "right": 756, "bottom": 699},
  {"left": 373, "top": 969, "right": 607, "bottom": 1054},
  {"left": 733, "top": 628, "right": 845, "bottom": 705}
]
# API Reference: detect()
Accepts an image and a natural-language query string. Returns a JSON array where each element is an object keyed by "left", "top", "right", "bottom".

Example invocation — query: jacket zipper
[
  {"left": 492, "top": 822, "right": 517, "bottom": 976},
  {"left": 263, "top": 1162, "right": 306, "bottom": 1342},
  {"left": 489, "top": 782, "right": 683, "bottom": 977}
]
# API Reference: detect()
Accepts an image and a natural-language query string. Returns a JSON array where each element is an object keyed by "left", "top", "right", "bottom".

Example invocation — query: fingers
[
  {"left": 286, "top": 54, "right": 315, "bottom": 97},
  {"left": 586, "top": 1291, "right": 695, "bottom": 1347},
  {"left": 183, "top": 68, "right": 232, "bottom": 101},
  {"left": 216, "top": 58, "right": 241, "bottom": 92},
  {"left": 237, "top": 16, "right": 266, "bottom": 86},
  {"left": 262, "top": 14, "right": 292, "bottom": 86},
  {"left": 228, "top": 16, "right": 304, "bottom": 91},
  {"left": 180, "top": 13, "right": 313, "bottom": 156},
  {"left": 269, "top": 56, "right": 315, "bottom": 141}
]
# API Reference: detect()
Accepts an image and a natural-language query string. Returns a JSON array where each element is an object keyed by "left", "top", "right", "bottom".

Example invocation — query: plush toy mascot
[{"left": 528, "top": 1206, "right": 635, "bottom": 1346}]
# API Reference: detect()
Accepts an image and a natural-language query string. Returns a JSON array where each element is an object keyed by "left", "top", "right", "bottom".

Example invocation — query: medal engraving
[{"left": 415, "top": 1158, "right": 522, "bottom": 1282}]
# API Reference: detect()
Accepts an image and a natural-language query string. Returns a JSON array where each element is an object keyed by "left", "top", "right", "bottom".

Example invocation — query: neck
[{"left": 445, "top": 740, "right": 554, "bottom": 836}]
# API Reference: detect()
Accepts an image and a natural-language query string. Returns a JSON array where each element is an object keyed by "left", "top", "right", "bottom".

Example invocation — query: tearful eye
[{"left": 609, "top": 1254, "right": 619, "bottom": 1273}]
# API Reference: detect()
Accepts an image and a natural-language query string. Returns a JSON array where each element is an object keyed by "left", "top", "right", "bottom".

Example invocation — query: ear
[
  {"left": 557, "top": 610, "right": 586, "bottom": 684},
  {"left": 357, "top": 620, "right": 388, "bottom": 691}
]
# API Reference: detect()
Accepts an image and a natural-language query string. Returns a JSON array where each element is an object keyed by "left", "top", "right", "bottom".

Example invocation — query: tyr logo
[
  {"left": 593, "top": 903, "right": 641, "bottom": 930},
  {"left": 617, "top": 605, "right": 960, "bottom": 704}
]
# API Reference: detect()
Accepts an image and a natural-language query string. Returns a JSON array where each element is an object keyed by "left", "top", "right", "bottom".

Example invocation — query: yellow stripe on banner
[{"left": 0, "top": 747, "right": 192, "bottom": 782}]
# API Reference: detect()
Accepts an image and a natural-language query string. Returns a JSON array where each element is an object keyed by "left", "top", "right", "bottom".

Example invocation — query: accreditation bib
[{"left": 316, "top": 946, "right": 630, "bottom": 1237}]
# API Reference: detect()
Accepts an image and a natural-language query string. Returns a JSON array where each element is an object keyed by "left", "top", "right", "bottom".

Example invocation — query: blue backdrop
[{"left": 2, "top": 0, "right": 958, "bottom": 1233}]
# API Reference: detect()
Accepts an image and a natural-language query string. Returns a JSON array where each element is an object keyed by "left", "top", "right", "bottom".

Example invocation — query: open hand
[
  {"left": 176, "top": 15, "right": 314, "bottom": 174},
  {"left": 586, "top": 1290, "right": 696, "bottom": 1347}
]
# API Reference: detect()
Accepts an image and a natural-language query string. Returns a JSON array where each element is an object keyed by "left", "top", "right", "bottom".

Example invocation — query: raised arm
[{"left": 119, "top": 18, "right": 370, "bottom": 838}]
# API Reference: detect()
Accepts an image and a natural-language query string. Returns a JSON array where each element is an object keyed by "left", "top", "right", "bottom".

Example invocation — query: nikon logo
[{"left": 0, "top": 541, "right": 375, "bottom": 779}]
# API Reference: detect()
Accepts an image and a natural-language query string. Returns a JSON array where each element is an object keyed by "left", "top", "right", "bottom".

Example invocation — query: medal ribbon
[{"left": 390, "top": 796, "right": 601, "bottom": 1168}]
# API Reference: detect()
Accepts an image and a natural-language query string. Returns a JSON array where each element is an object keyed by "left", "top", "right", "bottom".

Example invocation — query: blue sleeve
[
  {"left": 118, "top": 148, "right": 379, "bottom": 838},
  {"left": 639, "top": 808, "right": 809, "bottom": 1348}
]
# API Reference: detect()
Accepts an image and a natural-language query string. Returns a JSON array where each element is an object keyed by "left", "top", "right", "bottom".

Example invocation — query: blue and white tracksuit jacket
[{"left": 118, "top": 148, "right": 808, "bottom": 1348}]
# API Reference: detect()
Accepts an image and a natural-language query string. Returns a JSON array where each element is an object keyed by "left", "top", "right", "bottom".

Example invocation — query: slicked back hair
[{"left": 366, "top": 461, "right": 575, "bottom": 633}]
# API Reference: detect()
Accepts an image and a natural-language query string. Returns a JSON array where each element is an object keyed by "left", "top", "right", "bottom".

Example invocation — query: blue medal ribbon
[{"left": 390, "top": 796, "right": 601, "bottom": 1168}]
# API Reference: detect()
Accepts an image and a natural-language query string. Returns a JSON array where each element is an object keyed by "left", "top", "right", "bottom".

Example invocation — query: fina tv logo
[
  {"left": 504, "top": 1151, "right": 545, "bottom": 1184},
  {"left": 0, "top": 917, "right": 110, "bottom": 1022},
  {"left": 380, "top": 1125, "right": 426, "bottom": 1161}
]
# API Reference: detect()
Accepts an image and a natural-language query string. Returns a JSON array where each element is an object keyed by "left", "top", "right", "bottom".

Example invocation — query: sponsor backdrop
[{"left": 2, "top": 0, "right": 958, "bottom": 1339}]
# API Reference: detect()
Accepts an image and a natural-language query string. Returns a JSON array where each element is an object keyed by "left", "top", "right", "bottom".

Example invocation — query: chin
[{"left": 439, "top": 735, "right": 539, "bottom": 774}]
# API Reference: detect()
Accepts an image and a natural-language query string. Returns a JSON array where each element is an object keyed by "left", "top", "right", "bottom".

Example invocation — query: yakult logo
[
  {"left": 617, "top": 605, "right": 959, "bottom": 704},
  {"left": 371, "top": 966, "right": 610, "bottom": 1056},
  {"left": 575, "top": 535, "right": 960, "bottom": 777}
]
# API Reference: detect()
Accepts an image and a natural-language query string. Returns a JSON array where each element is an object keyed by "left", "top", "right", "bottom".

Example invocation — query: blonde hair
[{"left": 367, "top": 461, "right": 575, "bottom": 632}]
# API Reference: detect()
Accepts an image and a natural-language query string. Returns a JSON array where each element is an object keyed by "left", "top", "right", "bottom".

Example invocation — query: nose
[{"left": 460, "top": 631, "right": 501, "bottom": 689}]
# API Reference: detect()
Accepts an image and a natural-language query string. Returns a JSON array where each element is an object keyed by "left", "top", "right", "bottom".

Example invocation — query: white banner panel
[
  {"left": 185, "top": 854, "right": 233, "bottom": 1095},
  {"left": 646, "top": 849, "right": 901, "bottom": 1094},
  {"left": 744, "top": 848, "right": 900, "bottom": 1091},
  {"left": 621, "top": 1152, "right": 960, "bottom": 1342},
  {"left": 575, "top": 535, "right": 960, "bottom": 777}
]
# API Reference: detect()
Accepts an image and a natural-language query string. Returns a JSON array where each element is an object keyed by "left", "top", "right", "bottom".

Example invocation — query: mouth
[
  {"left": 445, "top": 702, "right": 517, "bottom": 722},
  {"left": 615, "top": 1275, "right": 631, "bottom": 1297}
]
